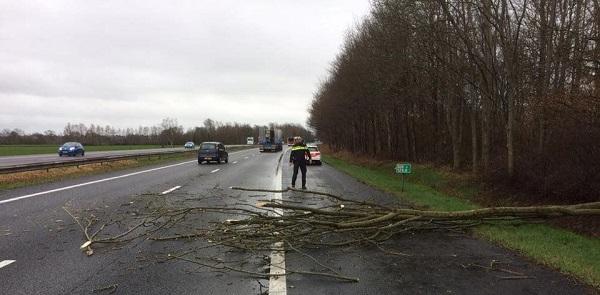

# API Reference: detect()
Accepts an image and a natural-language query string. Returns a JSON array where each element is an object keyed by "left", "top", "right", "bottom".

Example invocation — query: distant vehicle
[
  {"left": 184, "top": 141, "right": 195, "bottom": 149},
  {"left": 198, "top": 142, "right": 228, "bottom": 164},
  {"left": 287, "top": 137, "right": 294, "bottom": 146},
  {"left": 58, "top": 142, "right": 85, "bottom": 157},
  {"left": 306, "top": 145, "right": 321, "bottom": 165},
  {"left": 246, "top": 137, "right": 254, "bottom": 145},
  {"left": 258, "top": 127, "right": 283, "bottom": 152}
]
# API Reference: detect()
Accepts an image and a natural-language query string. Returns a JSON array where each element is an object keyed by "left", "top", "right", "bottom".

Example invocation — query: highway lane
[
  {"left": 0, "top": 147, "right": 188, "bottom": 168},
  {"left": 0, "top": 147, "right": 595, "bottom": 294},
  {"left": 0, "top": 147, "right": 274, "bottom": 294}
]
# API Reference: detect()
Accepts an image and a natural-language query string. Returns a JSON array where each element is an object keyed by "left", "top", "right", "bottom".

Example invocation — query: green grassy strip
[
  {"left": 479, "top": 224, "right": 600, "bottom": 287},
  {"left": 323, "top": 155, "right": 600, "bottom": 288},
  {"left": 323, "top": 156, "right": 476, "bottom": 211},
  {"left": 0, "top": 145, "right": 163, "bottom": 156}
]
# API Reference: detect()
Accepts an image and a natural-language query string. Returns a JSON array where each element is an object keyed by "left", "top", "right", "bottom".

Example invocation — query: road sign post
[{"left": 394, "top": 163, "right": 412, "bottom": 192}]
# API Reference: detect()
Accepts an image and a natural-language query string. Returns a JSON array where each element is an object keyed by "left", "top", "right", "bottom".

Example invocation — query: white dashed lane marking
[
  {"left": 232, "top": 161, "right": 238, "bottom": 164},
  {"left": 0, "top": 260, "right": 16, "bottom": 269},
  {"left": 0, "top": 149, "right": 252, "bottom": 206},
  {"left": 210, "top": 169, "right": 220, "bottom": 173},
  {"left": 0, "top": 160, "right": 196, "bottom": 205},
  {"left": 160, "top": 186, "right": 181, "bottom": 195},
  {"left": 269, "top": 160, "right": 286, "bottom": 295}
]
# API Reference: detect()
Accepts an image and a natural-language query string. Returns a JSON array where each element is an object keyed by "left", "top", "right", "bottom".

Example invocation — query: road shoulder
[{"left": 280, "top": 160, "right": 596, "bottom": 294}]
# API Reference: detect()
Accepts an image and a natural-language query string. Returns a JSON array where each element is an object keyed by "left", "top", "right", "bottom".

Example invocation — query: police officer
[{"left": 289, "top": 136, "right": 311, "bottom": 189}]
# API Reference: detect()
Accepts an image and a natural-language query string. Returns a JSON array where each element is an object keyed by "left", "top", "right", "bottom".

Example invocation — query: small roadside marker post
[{"left": 395, "top": 163, "right": 412, "bottom": 192}]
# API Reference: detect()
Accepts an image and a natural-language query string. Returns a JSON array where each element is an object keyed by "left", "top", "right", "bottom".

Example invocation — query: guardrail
[{"left": 0, "top": 145, "right": 255, "bottom": 175}]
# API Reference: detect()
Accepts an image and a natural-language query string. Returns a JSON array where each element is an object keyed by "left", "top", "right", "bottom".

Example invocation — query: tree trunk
[
  {"left": 507, "top": 94, "right": 515, "bottom": 178},
  {"left": 479, "top": 0, "right": 495, "bottom": 172},
  {"left": 410, "top": 104, "right": 418, "bottom": 162},
  {"left": 481, "top": 103, "right": 490, "bottom": 172},
  {"left": 471, "top": 107, "right": 478, "bottom": 173},
  {"left": 403, "top": 111, "right": 410, "bottom": 161},
  {"left": 386, "top": 111, "right": 392, "bottom": 157}
]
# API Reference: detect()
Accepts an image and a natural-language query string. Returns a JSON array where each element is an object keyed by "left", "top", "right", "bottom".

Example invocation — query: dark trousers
[{"left": 292, "top": 161, "right": 307, "bottom": 187}]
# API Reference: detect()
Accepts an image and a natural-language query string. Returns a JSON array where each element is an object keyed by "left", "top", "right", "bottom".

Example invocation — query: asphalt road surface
[
  {"left": 0, "top": 147, "right": 595, "bottom": 294},
  {"left": 0, "top": 147, "right": 191, "bottom": 168}
]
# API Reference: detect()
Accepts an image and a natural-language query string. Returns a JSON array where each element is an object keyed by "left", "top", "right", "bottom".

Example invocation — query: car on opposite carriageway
[
  {"left": 197, "top": 142, "right": 228, "bottom": 164},
  {"left": 58, "top": 142, "right": 85, "bottom": 157}
]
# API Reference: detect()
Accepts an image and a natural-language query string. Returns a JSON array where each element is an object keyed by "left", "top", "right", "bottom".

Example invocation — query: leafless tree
[{"left": 309, "top": 0, "right": 600, "bottom": 203}]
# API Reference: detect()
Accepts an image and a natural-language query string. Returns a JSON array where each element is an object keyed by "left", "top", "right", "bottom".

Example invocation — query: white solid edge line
[
  {"left": 161, "top": 185, "right": 181, "bottom": 195},
  {"left": 0, "top": 260, "right": 16, "bottom": 269},
  {"left": 210, "top": 169, "right": 220, "bottom": 173},
  {"left": 268, "top": 164, "right": 286, "bottom": 295},
  {"left": 0, "top": 149, "right": 253, "bottom": 206}
]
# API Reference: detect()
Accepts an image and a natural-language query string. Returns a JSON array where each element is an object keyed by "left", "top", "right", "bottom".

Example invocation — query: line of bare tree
[
  {"left": 309, "top": 0, "right": 599, "bottom": 202},
  {"left": 0, "top": 118, "right": 313, "bottom": 147}
]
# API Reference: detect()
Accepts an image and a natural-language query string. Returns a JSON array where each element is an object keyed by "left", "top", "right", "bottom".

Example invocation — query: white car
[
  {"left": 306, "top": 145, "right": 321, "bottom": 165},
  {"left": 184, "top": 141, "right": 195, "bottom": 149}
]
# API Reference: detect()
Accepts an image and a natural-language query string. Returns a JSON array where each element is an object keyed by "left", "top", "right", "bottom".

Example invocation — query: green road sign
[{"left": 395, "top": 163, "right": 411, "bottom": 174}]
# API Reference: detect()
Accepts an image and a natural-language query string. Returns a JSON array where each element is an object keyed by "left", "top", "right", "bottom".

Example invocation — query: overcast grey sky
[{"left": 0, "top": 0, "right": 371, "bottom": 133}]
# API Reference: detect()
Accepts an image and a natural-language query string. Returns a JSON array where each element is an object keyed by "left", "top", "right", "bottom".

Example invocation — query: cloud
[{"left": 0, "top": 0, "right": 371, "bottom": 133}]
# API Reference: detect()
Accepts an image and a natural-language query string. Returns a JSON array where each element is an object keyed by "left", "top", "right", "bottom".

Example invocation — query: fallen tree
[{"left": 64, "top": 187, "right": 600, "bottom": 282}]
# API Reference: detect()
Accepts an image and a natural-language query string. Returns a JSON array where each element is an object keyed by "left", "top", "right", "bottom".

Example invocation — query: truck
[{"left": 258, "top": 127, "right": 283, "bottom": 152}]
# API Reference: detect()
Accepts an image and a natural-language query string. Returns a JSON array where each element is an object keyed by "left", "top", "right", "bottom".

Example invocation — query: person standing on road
[{"left": 289, "top": 136, "right": 311, "bottom": 189}]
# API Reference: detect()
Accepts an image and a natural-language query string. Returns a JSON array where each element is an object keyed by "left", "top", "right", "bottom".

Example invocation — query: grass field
[
  {"left": 323, "top": 155, "right": 600, "bottom": 289},
  {"left": 0, "top": 144, "right": 163, "bottom": 156}
]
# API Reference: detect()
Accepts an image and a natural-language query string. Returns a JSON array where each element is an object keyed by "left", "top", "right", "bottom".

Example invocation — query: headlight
[{"left": 69, "top": 147, "right": 75, "bottom": 150}]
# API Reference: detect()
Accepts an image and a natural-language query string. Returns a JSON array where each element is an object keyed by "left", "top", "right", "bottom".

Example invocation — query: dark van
[{"left": 198, "top": 142, "right": 228, "bottom": 164}]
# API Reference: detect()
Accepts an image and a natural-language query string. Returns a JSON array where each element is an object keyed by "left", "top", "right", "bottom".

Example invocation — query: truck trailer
[{"left": 258, "top": 127, "right": 283, "bottom": 152}]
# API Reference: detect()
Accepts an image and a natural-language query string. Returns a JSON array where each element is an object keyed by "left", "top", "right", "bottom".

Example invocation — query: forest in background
[
  {"left": 0, "top": 118, "right": 313, "bottom": 147},
  {"left": 309, "top": 0, "right": 599, "bottom": 202}
]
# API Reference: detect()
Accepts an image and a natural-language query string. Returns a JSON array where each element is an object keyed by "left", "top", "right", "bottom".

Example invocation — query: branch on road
[{"left": 62, "top": 186, "right": 600, "bottom": 282}]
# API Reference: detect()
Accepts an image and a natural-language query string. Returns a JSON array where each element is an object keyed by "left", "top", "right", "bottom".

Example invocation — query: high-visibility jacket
[{"left": 290, "top": 144, "right": 311, "bottom": 164}]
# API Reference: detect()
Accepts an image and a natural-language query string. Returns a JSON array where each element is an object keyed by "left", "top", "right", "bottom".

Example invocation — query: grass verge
[
  {"left": 323, "top": 154, "right": 600, "bottom": 289},
  {"left": 0, "top": 144, "right": 163, "bottom": 156}
]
